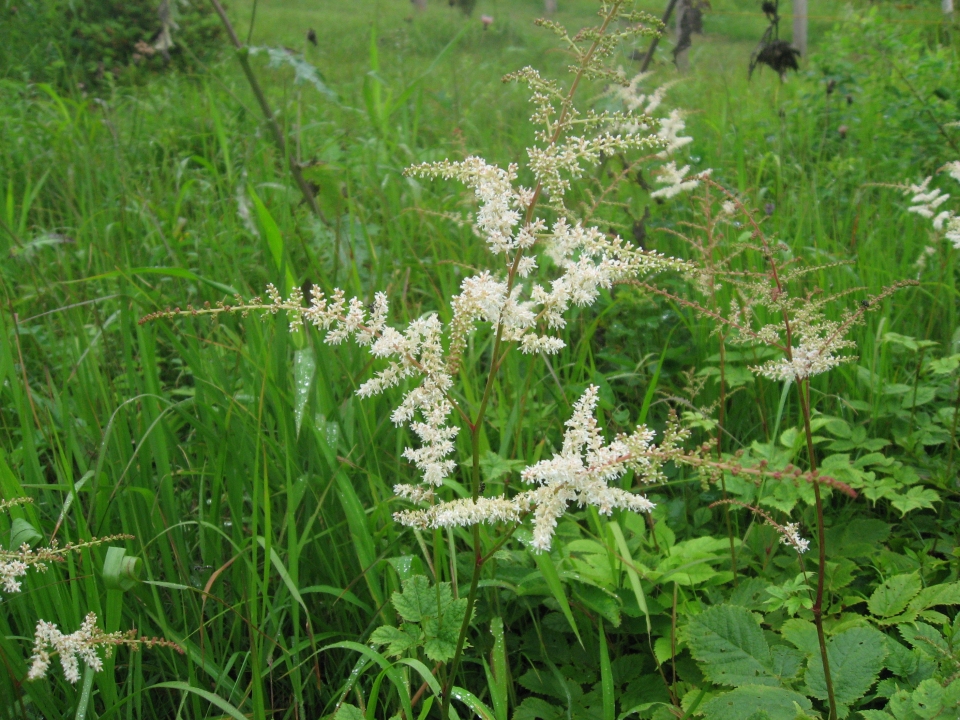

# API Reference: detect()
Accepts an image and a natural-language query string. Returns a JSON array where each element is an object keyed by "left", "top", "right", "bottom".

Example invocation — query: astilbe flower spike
[{"left": 27, "top": 613, "right": 183, "bottom": 684}]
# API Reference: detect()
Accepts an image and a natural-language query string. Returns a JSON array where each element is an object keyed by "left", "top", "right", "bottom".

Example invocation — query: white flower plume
[
  {"left": 651, "top": 162, "right": 709, "bottom": 199},
  {"left": 28, "top": 613, "right": 109, "bottom": 684},
  {"left": 900, "top": 163, "right": 960, "bottom": 253},
  {"left": 777, "top": 522, "right": 810, "bottom": 554},
  {"left": 752, "top": 340, "right": 848, "bottom": 383},
  {"left": 395, "top": 386, "right": 664, "bottom": 552}
]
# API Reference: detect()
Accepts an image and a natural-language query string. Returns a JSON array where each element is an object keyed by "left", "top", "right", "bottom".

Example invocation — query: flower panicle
[{"left": 27, "top": 612, "right": 183, "bottom": 684}]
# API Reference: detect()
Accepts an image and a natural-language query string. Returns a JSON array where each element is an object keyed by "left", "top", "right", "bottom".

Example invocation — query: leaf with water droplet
[{"left": 294, "top": 347, "right": 316, "bottom": 436}]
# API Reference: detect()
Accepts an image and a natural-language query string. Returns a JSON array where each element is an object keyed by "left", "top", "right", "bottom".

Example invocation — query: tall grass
[{"left": 0, "top": 0, "right": 957, "bottom": 716}]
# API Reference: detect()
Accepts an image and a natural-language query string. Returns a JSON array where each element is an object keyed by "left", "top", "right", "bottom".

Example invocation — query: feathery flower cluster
[
  {"left": 222, "top": 138, "right": 687, "bottom": 492},
  {"left": 27, "top": 613, "right": 182, "bottom": 684},
  {"left": 902, "top": 162, "right": 960, "bottom": 249},
  {"left": 395, "top": 386, "right": 674, "bottom": 552},
  {"left": 607, "top": 74, "right": 703, "bottom": 201},
  {"left": 651, "top": 163, "right": 710, "bottom": 200},
  {"left": 778, "top": 522, "right": 810, "bottom": 554},
  {"left": 752, "top": 340, "right": 848, "bottom": 383},
  {"left": 711, "top": 501, "right": 811, "bottom": 555}
]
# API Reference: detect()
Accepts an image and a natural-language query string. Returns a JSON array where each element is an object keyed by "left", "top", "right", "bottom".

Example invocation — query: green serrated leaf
[
  {"left": 370, "top": 625, "right": 420, "bottom": 657},
  {"left": 869, "top": 573, "right": 923, "bottom": 618},
  {"left": 334, "top": 704, "right": 365, "bottom": 720},
  {"left": 911, "top": 678, "right": 945, "bottom": 718},
  {"left": 422, "top": 596, "right": 467, "bottom": 663},
  {"left": 684, "top": 605, "right": 778, "bottom": 687},
  {"left": 900, "top": 622, "right": 948, "bottom": 657},
  {"left": 781, "top": 618, "right": 820, "bottom": 656},
  {"left": 572, "top": 580, "right": 621, "bottom": 627},
  {"left": 391, "top": 576, "right": 438, "bottom": 623},
  {"left": 805, "top": 626, "right": 887, "bottom": 706},
  {"left": 700, "top": 685, "right": 812, "bottom": 720},
  {"left": 770, "top": 645, "right": 803, "bottom": 682},
  {"left": 513, "top": 697, "right": 563, "bottom": 720},
  {"left": 890, "top": 487, "right": 939, "bottom": 516},
  {"left": 911, "top": 582, "right": 960, "bottom": 611}
]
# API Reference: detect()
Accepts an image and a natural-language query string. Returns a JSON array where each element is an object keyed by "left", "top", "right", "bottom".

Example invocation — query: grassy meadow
[{"left": 2, "top": 0, "right": 960, "bottom": 718}]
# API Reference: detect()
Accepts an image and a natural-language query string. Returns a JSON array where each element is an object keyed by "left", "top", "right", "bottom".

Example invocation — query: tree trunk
[
  {"left": 944, "top": 0, "right": 955, "bottom": 15},
  {"left": 793, "top": 0, "right": 808, "bottom": 56}
]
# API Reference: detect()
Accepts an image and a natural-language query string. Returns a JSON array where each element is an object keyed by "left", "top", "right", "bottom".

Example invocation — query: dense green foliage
[
  {"left": 1, "top": 1, "right": 959, "bottom": 719},
  {"left": 0, "top": 0, "right": 221, "bottom": 85}
]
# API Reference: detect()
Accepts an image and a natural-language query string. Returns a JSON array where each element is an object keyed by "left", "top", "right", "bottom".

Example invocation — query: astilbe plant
[
  {"left": 1, "top": 497, "right": 181, "bottom": 685},
  {"left": 633, "top": 181, "right": 914, "bottom": 720},
  {"left": 145, "top": 3, "right": 872, "bottom": 715}
]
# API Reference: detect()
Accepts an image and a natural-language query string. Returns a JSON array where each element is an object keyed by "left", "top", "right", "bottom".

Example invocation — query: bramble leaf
[{"left": 422, "top": 595, "right": 468, "bottom": 662}]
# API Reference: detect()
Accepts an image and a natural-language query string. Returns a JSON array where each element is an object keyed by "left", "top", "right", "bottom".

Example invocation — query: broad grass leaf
[
  {"left": 293, "top": 347, "right": 315, "bottom": 436},
  {"left": 700, "top": 685, "right": 812, "bottom": 720},
  {"left": 450, "top": 687, "right": 496, "bottom": 720},
  {"left": 683, "top": 605, "right": 779, "bottom": 687},
  {"left": 869, "top": 573, "right": 922, "bottom": 617},
  {"left": 532, "top": 550, "right": 582, "bottom": 644},
  {"left": 8, "top": 517, "right": 40, "bottom": 549},
  {"left": 805, "top": 626, "right": 887, "bottom": 707}
]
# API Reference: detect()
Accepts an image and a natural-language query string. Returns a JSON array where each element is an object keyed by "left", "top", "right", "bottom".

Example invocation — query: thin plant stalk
[
  {"left": 797, "top": 379, "right": 838, "bottom": 720},
  {"left": 208, "top": 0, "right": 328, "bottom": 225}
]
